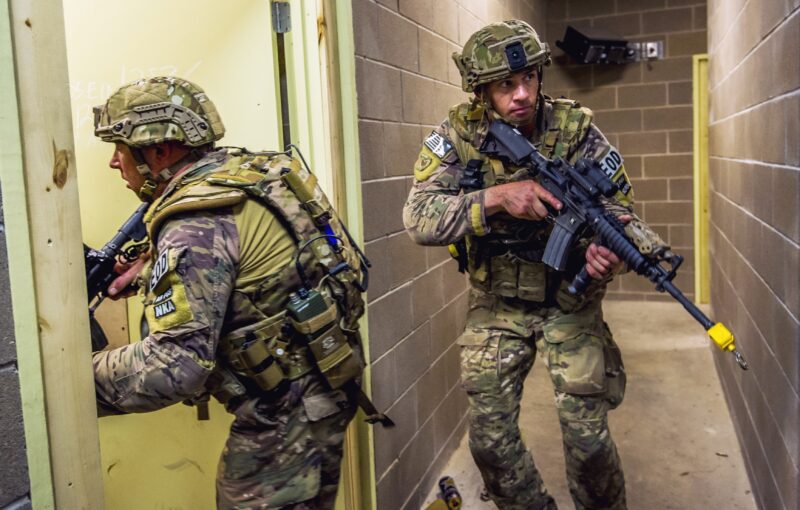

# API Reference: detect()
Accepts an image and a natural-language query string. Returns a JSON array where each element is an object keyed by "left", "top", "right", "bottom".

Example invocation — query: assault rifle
[
  {"left": 84, "top": 203, "right": 149, "bottom": 351},
  {"left": 482, "top": 120, "right": 748, "bottom": 370}
]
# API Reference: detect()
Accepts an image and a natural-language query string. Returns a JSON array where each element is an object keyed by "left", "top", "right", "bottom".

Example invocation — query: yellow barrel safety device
[{"left": 707, "top": 322, "right": 746, "bottom": 369}]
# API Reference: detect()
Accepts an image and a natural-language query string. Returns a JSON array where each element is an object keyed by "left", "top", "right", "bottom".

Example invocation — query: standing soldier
[
  {"left": 91, "top": 76, "right": 382, "bottom": 509},
  {"left": 404, "top": 21, "right": 666, "bottom": 510}
]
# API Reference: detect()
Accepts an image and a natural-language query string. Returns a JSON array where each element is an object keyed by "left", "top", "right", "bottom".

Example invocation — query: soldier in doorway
[{"left": 91, "top": 76, "right": 379, "bottom": 509}]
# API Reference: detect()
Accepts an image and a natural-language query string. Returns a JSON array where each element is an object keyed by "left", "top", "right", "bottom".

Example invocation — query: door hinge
[{"left": 272, "top": 1, "right": 291, "bottom": 33}]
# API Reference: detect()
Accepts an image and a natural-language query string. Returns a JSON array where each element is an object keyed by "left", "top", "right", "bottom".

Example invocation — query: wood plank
[
  {"left": 5, "top": 0, "right": 104, "bottom": 506},
  {"left": 0, "top": 2, "right": 55, "bottom": 508}
]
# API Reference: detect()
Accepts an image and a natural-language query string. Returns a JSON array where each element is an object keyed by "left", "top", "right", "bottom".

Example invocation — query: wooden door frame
[{"left": 0, "top": 0, "right": 105, "bottom": 507}]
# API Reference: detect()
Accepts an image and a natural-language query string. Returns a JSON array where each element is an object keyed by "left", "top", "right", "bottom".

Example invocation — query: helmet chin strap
[
  {"left": 129, "top": 147, "right": 159, "bottom": 202},
  {"left": 535, "top": 65, "right": 545, "bottom": 134},
  {"left": 129, "top": 145, "right": 207, "bottom": 202}
]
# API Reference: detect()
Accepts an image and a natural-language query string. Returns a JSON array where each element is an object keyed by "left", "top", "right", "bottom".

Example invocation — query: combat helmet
[
  {"left": 452, "top": 20, "right": 551, "bottom": 93},
  {"left": 93, "top": 77, "right": 225, "bottom": 200}
]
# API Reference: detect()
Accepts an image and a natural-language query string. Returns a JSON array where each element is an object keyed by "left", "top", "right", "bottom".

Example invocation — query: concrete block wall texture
[
  {"left": 352, "top": 1, "right": 546, "bottom": 508},
  {"left": 544, "top": 0, "right": 708, "bottom": 301},
  {"left": 0, "top": 187, "right": 32, "bottom": 508},
  {"left": 707, "top": 1, "right": 800, "bottom": 509}
]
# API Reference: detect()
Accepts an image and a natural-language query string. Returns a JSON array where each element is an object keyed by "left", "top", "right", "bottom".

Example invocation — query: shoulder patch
[
  {"left": 150, "top": 249, "right": 170, "bottom": 292},
  {"left": 424, "top": 131, "right": 454, "bottom": 159},
  {"left": 615, "top": 173, "right": 632, "bottom": 196},
  {"left": 597, "top": 145, "right": 624, "bottom": 179},
  {"left": 414, "top": 146, "right": 442, "bottom": 182},
  {"left": 144, "top": 247, "right": 195, "bottom": 334}
]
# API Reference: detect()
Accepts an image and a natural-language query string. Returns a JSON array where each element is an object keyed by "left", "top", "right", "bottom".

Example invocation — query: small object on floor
[
  {"left": 425, "top": 476, "right": 463, "bottom": 510},
  {"left": 480, "top": 486, "right": 491, "bottom": 502}
]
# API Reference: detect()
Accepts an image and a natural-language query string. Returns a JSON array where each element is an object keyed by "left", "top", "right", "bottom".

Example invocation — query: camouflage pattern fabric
[
  {"left": 459, "top": 290, "right": 626, "bottom": 510},
  {"left": 452, "top": 20, "right": 550, "bottom": 92},
  {"left": 403, "top": 96, "right": 635, "bottom": 509},
  {"left": 403, "top": 97, "right": 638, "bottom": 249},
  {"left": 94, "top": 76, "right": 225, "bottom": 148},
  {"left": 93, "top": 153, "right": 355, "bottom": 509},
  {"left": 217, "top": 374, "right": 355, "bottom": 509}
]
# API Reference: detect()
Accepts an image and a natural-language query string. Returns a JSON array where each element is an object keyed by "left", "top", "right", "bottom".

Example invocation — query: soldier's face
[
  {"left": 485, "top": 69, "right": 539, "bottom": 126},
  {"left": 109, "top": 143, "right": 147, "bottom": 194}
]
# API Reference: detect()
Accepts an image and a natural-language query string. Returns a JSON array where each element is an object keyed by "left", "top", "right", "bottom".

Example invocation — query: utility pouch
[
  {"left": 287, "top": 289, "right": 363, "bottom": 390},
  {"left": 307, "top": 324, "right": 362, "bottom": 389},
  {"left": 489, "top": 252, "right": 519, "bottom": 298},
  {"left": 517, "top": 259, "right": 546, "bottom": 302},
  {"left": 224, "top": 314, "right": 293, "bottom": 392},
  {"left": 542, "top": 325, "right": 607, "bottom": 396},
  {"left": 602, "top": 325, "right": 626, "bottom": 409},
  {"left": 234, "top": 338, "right": 285, "bottom": 391},
  {"left": 488, "top": 252, "right": 547, "bottom": 302}
]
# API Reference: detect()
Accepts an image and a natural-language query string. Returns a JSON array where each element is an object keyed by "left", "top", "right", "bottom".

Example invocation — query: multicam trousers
[
  {"left": 458, "top": 289, "right": 627, "bottom": 510},
  {"left": 216, "top": 373, "right": 356, "bottom": 509}
]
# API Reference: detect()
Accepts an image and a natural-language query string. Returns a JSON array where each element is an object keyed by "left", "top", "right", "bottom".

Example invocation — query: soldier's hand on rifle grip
[
  {"left": 484, "top": 180, "right": 562, "bottom": 221},
  {"left": 108, "top": 252, "right": 149, "bottom": 299},
  {"left": 584, "top": 214, "right": 632, "bottom": 280}
]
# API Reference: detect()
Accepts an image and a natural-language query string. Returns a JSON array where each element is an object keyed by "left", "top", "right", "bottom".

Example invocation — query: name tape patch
[
  {"left": 424, "top": 132, "right": 453, "bottom": 159},
  {"left": 154, "top": 299, "right": 177, "bottom": 319},
  {"left": 598, "top": 147, "right": 624, "bottom": 179}
]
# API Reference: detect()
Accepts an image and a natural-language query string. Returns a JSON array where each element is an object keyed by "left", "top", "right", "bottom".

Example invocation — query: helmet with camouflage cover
[
  {"left": 94, "top": 77, "right": 225, "bottom": 201},
  {"left": 93, "top": 76, "right": 225, "bottom": 148},
  {"left": 452, "top": 20, "right": 551, "bottom": 93}
]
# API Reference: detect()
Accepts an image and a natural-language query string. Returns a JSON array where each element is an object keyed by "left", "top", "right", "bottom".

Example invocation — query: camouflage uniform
[
  {"left": 403, "top": 22, "right": 646, "bottom": 510},
  {"left": 93, "top": 78, "right": 365, "bottom": 509}
]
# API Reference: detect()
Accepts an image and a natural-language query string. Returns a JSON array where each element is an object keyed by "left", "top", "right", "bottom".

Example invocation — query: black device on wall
[{"left": 556, "top": 26, "right": 663, "bottom": 64}]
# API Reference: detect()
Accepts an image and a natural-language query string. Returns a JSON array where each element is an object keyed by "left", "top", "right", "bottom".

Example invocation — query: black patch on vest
[
  {"left": 150, "top": 250, "right": 169, "bottom": 292},
  {"left": 424, "top": 131, "right": 453, "bottom": 159},
  {"left": 154, "top": 299, "right": 177, "bottom": 319},
  {"left": 615, "top": 174, "right": 632, "bottom": 196},
  {"left": 154, "top": 287, "right": 173, "bottom": 304}
]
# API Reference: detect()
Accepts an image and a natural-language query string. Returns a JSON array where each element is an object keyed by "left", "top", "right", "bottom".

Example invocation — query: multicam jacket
[{"left": 403, "top": 96, "right": 652, "bottom": 307}]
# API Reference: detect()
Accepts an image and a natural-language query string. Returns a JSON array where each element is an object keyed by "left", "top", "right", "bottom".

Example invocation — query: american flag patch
[{"left": 424, "top": 131, "right": 453, "bottom": 159}]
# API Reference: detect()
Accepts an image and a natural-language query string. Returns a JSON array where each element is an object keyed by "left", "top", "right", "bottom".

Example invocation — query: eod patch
[
  {"left": 144, "top": 247, "right": 195, "bottom": 334},
  {"left": 598, "top": 147, "right": 624, "bottom": 179}
]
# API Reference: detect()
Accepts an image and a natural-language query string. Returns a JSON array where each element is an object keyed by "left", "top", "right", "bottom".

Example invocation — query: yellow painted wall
[{"left": 62, "top": 1, "right": 282, "bottom": 508}]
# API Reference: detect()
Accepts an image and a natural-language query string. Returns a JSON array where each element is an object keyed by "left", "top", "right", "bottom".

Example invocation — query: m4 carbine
[
  {"left": 84, "top": 203, "right": 149, "bottom": 351},
  {"left": 482, "top": 120, "right": 748, "bottom": 370}
]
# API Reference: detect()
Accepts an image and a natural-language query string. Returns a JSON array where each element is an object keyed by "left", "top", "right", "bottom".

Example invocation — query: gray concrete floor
[{"left": 423, "top": 301, "right": 757, "bottom": 510}]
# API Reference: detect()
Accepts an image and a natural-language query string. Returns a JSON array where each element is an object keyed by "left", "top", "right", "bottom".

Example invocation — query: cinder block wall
[
  {"left": 707, "top": 2, "right": 799, "bottom": 509},
  {"left": 0, "top": 187, "right": 32, "bottom": 508},
  {"left": 545, "top": 0, "right": 707, "bottom": 300},
  {"left": 351, "top": 1, "right": 546, "bottom": 508}
]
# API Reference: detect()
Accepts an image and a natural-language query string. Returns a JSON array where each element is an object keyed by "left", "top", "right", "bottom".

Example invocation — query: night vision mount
[{"left": 556, "top": 26, "right": 664, "bottom": 64}]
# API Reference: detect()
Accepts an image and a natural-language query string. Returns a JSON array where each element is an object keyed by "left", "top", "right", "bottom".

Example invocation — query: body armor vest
[
  {"left": 143, "top": 149, "right": 367, "bottom": 402},
  {"left": 447, "top": 96, "right": 598, "bottom": 309}
]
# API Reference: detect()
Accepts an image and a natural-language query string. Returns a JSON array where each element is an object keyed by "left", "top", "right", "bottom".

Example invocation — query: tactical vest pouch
[
  {"left": 287, "top": 289, "right": 363, "bottom": 390},
  {"left": 233, "top": 337, "right": 285, "bottom": 391},
  {"left": 487, "top": 252, "right": 547, "bottom": 302},
  {"left": 223, "top": 313, "right": 313, "bottom": 392},
  {"left": 489, "top": 252, "right": 519, "bottom": 298},
  {"left": 517, "top": 259, "right": 547, "bottom": 302}
]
